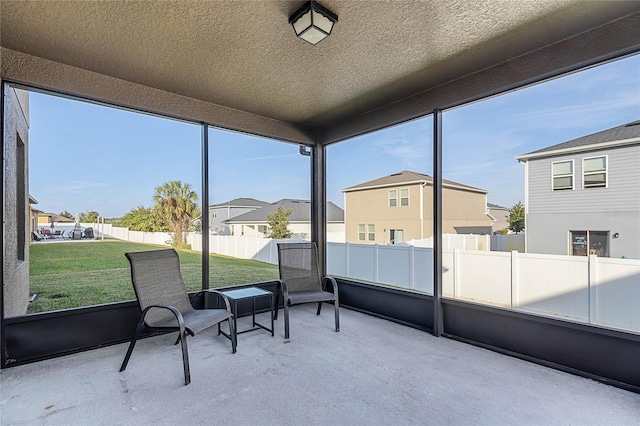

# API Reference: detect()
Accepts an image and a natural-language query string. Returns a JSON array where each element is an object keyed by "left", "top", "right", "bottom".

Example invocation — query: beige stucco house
[
  {"left": 343, "top": 171, "right": 492, "bottom": 244},
  {"left": 36, "top": 212, "right": 74, "bottom": 227}
]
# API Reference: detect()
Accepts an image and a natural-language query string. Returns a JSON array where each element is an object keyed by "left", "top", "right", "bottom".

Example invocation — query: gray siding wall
[
  {"left": 209, "top": 206, "right": 258, "bottom": 235},
  {"left": 526, "top": 144, "right": 640, "bottom": 259},
  {"left": 3, "top": 86, "right": 30, "bottom": 317},
  {"left": 527, "top": 212, "right": 639, "bottom": 259}
]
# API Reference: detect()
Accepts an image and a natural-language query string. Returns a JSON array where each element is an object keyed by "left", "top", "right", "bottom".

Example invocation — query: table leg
[
  {"left": 252, "top": 297, "right": 256, "bottom": 327},
  {"left": 270, "top": 293, "right": 274, "bottom": 336},
  {"left": 233, "top": 300, "right": 238, "bottom": 344}
]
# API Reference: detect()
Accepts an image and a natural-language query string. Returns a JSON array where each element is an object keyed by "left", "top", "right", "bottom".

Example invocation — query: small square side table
[{"left": 218, "top": 287, "right": 274, "bottom": 342}]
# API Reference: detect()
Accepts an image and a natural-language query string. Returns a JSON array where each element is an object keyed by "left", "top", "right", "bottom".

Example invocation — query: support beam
[
  {"left": 432, "top": 109, "right": 443, "bottom": 337},
  {"left": 311, "top": 140, "right": 327, "bottom": 276},
  {"left": 201, "top": 124, "right": 210, "bottom": 290}
]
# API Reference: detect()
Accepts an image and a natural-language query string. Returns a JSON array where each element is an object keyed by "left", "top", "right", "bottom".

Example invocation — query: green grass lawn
[{"left": 28, "top": 240, "right": 278, "bottom": 313}]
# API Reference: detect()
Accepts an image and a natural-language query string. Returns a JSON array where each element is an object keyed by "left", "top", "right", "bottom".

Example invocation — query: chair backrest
[
  {"left": 125, "top": 249, "right": 194, "bottom": 327},
  {"left": 277, "top": 242, "right": 322, "bottom": 293}
]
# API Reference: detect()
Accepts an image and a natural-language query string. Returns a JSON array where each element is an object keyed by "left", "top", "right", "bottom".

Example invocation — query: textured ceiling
[{"left": 1, "top": 0, "right": 640, "bottom": 142}]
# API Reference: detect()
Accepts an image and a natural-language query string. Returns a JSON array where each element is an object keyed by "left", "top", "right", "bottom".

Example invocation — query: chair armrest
[
  {"left": 322, "top": 276, "right": 339, "bottom": 299},
  {"left": 141, "top": 304, "right": 191, "bottom": 335},
  {"left": 191, "top": 289, "right": 232, "bottom": 312},
  {"left": 277, "top": 279, "right": 289, "bottom": 302}
]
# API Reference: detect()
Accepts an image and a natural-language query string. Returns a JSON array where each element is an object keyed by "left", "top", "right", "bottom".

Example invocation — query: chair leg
[
  {"left": 316, "top": 301, "right": 322, "bottom": 315},
  {"left": 228, "top": 318, "right": 237, "bottom": 354},
  {"left": 179, "top": 329, "right": 191, "bottom": 386},
  {"left": 284, "top": 302, "right": 290, "bottom": 339},
  {"left": 274, "top": 283, "right": 280, "bottom": 320},
  {"left": 119, "top": 316, "right": 145, "bottom": 372},
  {"left": 334, "top": 301, "right": 340, "bottom": 332}
]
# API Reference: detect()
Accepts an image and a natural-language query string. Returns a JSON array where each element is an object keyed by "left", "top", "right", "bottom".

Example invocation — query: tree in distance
[
  {"left": 59, "top": 210, "right": 74, "bottom": 220},
  {"left": 119, "top": 205, "right": 168, "bottom": 232},
  {"left": 508, "top": 201, "right": 525, "bottom": 234},
  {"left": 154, "top": 180, "right": 199, "bottom": 248},
  {"left": 79, "top": 210, "right": 100, "bottom": 223},
  {"left": 267, "top": 207, "right": 292, "bottom": 239}
]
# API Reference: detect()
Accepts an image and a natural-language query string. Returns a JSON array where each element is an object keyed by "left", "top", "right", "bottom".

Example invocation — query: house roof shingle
[
  {"left": 487, "top": 203, "right": 508, "bottom": 210},
  {"left": 210, "top": 198, "right": 269, "bottom": 208},
  {"left": 342, "top": 170, "right": 487, "bottom": 194},
  {"left": 224, "top": 199, "right": 344, "bottom": 224},
  {"left": 517, "top": 120, "right": 640, "bottom": 160}
]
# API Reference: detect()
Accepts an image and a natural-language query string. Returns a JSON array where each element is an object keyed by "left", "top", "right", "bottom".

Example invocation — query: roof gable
[
  {"left": 210, "top": 198, "right": 269, "bottom": 208},
  {"left": 517, "top": 120, "right": 640, "bottom": 160},
  {"left": 342, "top": 170, "right": 487, "bottom": 194},
  {"left": 225, "top": 199, "right": 344, "bottom": 223}
]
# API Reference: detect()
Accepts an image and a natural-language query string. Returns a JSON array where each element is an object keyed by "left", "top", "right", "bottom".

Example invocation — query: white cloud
[
  {"left": 51, "top": 180, "right": 108, "bottom": 193},
  {"left": 373, "top": 138, "right": 429, "bottom": 170}
]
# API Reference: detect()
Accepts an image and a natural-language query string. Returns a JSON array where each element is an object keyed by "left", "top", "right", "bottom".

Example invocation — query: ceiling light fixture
[{"left": 289, "top": 1, "right": 338, "bottom": 45}]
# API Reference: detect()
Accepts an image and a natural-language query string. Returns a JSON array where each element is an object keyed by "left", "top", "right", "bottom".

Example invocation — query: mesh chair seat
[
  {"left": 288, "top": 290, "right": 336, "bottom": 305},
  {"left": 277, "top": 242, "right": 339, "bottom": 339},
  {"left": 119, "top": 249, "right": 236, "bottom": 385},
  {"left": 151, "top": 308, "right": 233, "bottom": 334}
]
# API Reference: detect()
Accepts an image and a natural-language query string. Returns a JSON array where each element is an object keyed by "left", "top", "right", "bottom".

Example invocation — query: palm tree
[{"left": 153, "top": 181, "right": 199, "bottom": 247}]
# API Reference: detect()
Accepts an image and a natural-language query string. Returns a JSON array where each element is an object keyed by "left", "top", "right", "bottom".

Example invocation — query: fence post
[
  {"left": 453, "top": 248, "right": 460, "bottom": 298},
  {"left": 409, "top": 245, "right": 415, "bottom": 289},
  {"left": 588, "top": 254, "right": 597, "bottom": 325},
  {"left": 345, "top": 242, "right": 350, "bottom": 277},
  {"left": 374, "top": 244, "right": 379, "bottom": 282},
  {"left": 511, "top": 250, "right": 518, "bottom": 309}
]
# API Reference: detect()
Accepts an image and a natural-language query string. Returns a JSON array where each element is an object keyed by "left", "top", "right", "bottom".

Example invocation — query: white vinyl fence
[
  {"left": 327, "top": 242, "right": 640, "bottom": 333},
  {"left": 100, "top": 227, "right": 640, "bottom": 333},
  {"left": 188, "top": 234, "right": 307, "bottom": 265},
  {"left": 406, "top": 233, "right": 525, "bottom": 252}
]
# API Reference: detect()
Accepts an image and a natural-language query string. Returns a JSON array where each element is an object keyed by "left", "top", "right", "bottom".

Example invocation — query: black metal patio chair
[
  {"left": 83, "top": 227, "right": 94, "bottom": 239},
  {"left": 275, "top": 242, "right": 339, "bottom": 339},
  {"left": 119, "top": 249, "right": 236, "bottom": 385}
]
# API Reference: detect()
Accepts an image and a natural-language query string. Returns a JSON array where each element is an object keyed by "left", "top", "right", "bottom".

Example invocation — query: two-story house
[
  {"left": 224, "top": 199, "right": 345, "bottom": 241},
  {"left": 206, "top": 198, "right": 269, "bottom": 235},
  {"left": 342, "top": 170, "right": 492, "bottom": 244},
  {"left": 516, "top": 120, "right": 640, "bottom": 259}
]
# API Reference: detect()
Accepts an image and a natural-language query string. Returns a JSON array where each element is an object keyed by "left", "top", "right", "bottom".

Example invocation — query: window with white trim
[
  {"left": 570, "top": 230, "right": 609, "bottom": 257},
  {"left": 582, "top": 155, "right": 607, "bottom": 188},
  {"left": 358, "top": 224, "right": 365, "bottom": 240},
  {"left": 388, "top": 189, "right": 397, "bottom": 207},
  {"left": 552, "top": 160, "right": 573, "bottom": 190},
  {"left": 400, "top": 188, "right": 409, "bottom": 206},
  {"left": 367, "top": 224, "right": 375, "bottom": 241}
]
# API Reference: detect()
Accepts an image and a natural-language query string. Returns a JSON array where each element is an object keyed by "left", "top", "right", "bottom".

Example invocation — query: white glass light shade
[
  {"left": 289, "top": 1, "right": 338, "bottom": 45},
  {"left": 292, "top": 10, "right": 312, "bottom": 36}
]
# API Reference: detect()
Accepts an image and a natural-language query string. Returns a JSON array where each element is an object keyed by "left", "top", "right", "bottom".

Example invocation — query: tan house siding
[
  {"left": 345, "top": 184, "right": 424, "bottom": 244},
  {"left": 345, "top": 173, "right": 492, "bottom": 244},
  {"left": 442, "top": 187, "right": 491, "bottom": 234}
]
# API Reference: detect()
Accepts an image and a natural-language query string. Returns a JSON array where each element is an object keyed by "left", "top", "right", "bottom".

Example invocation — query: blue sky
[{"left": 28, "top": 54, "right": 639, "bottom": 218}]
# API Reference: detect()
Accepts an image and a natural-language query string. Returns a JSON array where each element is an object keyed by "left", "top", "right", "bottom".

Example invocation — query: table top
[{"left": 221, "top": 287, "right": 272, "bottom": 301}]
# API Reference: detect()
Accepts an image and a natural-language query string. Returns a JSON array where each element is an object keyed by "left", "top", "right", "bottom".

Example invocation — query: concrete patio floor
[{"left": 1, "top": 305, "right": 639, "bottom": 425}]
